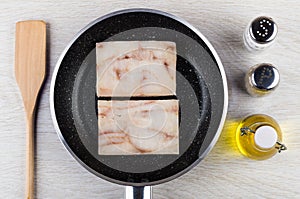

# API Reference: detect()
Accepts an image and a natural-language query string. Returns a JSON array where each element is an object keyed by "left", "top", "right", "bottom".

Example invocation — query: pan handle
[{"left": 125, "top": 186, "right": 152, "bottom": 199}]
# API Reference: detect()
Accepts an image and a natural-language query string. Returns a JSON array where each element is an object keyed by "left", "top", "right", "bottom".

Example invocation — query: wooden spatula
[{"left": 15, "top": 20, "right": 46, "bottom": 199}]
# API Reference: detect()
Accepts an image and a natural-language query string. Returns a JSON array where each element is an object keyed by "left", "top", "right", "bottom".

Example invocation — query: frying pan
[{"left": 50, "top": 8, "right": 228, "bottom": 199}]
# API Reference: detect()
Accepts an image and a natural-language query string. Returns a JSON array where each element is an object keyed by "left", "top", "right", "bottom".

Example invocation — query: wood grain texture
[
  {"left": 0, "top": 1, "right": 300, "bottom": 198},
  {"left": 15, "top": 20, "right": 46, "bottom": 199}
]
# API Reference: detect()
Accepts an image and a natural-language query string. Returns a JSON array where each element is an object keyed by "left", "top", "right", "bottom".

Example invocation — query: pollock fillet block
[
  {"left": 96, "top": 41, "right": 177, "bottom": 97},
  {"left": 98, "top": 100, "right": 179, "bottom": 155}
]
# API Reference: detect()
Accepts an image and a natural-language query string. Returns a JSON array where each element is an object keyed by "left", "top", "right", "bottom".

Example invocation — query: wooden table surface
[{"left": 1, "top": 1, "right": 299, "bottom": 198}]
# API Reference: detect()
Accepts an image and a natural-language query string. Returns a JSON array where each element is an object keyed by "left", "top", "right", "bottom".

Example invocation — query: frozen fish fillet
[
  {"left": 96, "top": 41, "right": 176, "bottom": 97},
  {"left": 98, "top": 100, "right": 179, "bottom": 155}
]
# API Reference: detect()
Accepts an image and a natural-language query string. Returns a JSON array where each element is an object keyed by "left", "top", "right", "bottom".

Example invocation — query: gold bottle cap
[{"left": 254, "top": 125, "right": 278, "bottom": 149}]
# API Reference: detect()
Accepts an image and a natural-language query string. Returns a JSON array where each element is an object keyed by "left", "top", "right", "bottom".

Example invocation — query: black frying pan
[{"left": 50, "top": 8, "right": 228, "bottom": 198}]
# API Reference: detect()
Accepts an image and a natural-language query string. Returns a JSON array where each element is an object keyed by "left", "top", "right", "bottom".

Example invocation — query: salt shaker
[
  {"left": 245, "top": 63, "right": 280, "bottom": 97},
  {"left": 243, "top": 16, "right": 278, "bottom": 51}
]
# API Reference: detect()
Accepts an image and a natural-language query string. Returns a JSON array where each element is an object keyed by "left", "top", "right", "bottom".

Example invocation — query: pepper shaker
[
  {"left": 244, "top": 16, "right": 278, "bottom": 51},
  {"left": 245, "top": 63, "right": 280, "bottom": 97}
]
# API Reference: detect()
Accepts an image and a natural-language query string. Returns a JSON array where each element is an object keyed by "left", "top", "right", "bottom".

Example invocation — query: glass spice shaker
[
  {"left": 236, "top": 114, "right": 287, "bottom": 160},
  {"left": 243, "top": 16, "right": 278, "bottom": 51},
  {"left": 245, "top": 63, "right": 280, "bottom": 97}
]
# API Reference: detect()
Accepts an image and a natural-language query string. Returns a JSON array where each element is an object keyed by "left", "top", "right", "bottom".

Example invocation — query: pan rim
[{"left": 50, "top": 8, "right": 228, "bottom": 186}]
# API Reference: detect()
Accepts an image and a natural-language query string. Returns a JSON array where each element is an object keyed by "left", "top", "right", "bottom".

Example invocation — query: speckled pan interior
[{"left": 52, "top": 9, "right": 225, "bottom": 186}]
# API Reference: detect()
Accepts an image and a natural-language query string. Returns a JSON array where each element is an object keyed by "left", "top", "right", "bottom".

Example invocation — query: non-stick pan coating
[{"left": 51, "top": 9, "right": 227, "bottom": 186}]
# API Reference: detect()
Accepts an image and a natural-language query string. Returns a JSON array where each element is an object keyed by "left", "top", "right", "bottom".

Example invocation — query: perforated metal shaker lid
[{"left": 249, "top": 16, "right": 278, "bottom": 44}]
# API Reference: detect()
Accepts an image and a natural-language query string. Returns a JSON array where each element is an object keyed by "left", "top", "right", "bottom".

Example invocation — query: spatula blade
[{"left": 15, "top": 20, "right": 46, "bottom": 112}]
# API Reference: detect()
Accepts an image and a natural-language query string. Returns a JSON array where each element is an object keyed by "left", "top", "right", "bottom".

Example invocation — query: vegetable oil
[{"left": 236, "top": 114, "right": 286, "bottom": 160}]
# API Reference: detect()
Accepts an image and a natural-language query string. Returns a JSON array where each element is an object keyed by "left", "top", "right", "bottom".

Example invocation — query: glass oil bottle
[{"left": 236, "top": 114, "right": 287, "bottom": 160}]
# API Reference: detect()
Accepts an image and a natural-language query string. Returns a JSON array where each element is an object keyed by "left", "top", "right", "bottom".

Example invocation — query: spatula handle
[{"left": 26, "top": 112, "right": 35, "bottom": 199}]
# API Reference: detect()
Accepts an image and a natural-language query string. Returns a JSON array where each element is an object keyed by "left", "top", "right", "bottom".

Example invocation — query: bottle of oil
[{"left": 236, "top": 114, "right": 287, "bottom": 160}]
